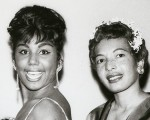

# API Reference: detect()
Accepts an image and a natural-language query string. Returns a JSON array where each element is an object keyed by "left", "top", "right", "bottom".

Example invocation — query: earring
[
  {"left": 13, "top": 64, "right": 16, "bottom": 70},
  {"left": 13, "top": 62, "right": 19, "bottom": 90},
  {"left": 139, "top": 68, "right": 144, "bottom": 74},
  {"left": 137, "top": 59, "right": 144, "bottom": 75},
  {"left": 12, "top": 60, "right": 16, "bottom": 70},
  {"left": 54, "top": 70, "right": 60, "bottom": 88},
  {"left": 54, "top": 59, "right": 63, "bottom": 88},
  {"left": 137, "top": 66, "right": 144, "bottom": 74},
  {"left": 16, "top": 74, "right": 20, "bottom": 102},
  {"left": 16, "top": 74, "right": 20, "bottom": 91}
]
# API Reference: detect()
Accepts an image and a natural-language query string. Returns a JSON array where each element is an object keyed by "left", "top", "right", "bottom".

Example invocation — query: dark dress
[{"left": 87, "top": 97, "right": 150, "bottom": 120}]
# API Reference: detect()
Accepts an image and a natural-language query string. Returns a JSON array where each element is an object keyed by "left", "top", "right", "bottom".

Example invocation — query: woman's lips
[
  {"left": 26, "top": 72, "right": 43, "bottom": 82},
  {"left": 106, "top": 74, "right": 123, "bottom": 83}
]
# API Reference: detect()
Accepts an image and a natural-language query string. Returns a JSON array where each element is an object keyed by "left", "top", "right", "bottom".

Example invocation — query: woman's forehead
[
  {"left": 17, "top": 36, "right": 54, "bottom": 46},
  {"left": 94, "top": 38, "right": 131, "bottom": 54}
]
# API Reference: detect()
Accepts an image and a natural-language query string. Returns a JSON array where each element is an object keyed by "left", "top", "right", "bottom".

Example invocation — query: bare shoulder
[
  {"left": 27, "top": 98, "right": 67, "bottom": 120},
  {"left": 50, "top": 89, "right": 72, "bottom": 120}
]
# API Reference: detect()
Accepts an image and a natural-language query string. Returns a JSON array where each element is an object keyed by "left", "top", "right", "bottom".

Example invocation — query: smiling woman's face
[
  {"left": 14, "top": 36, "right": 58, "bottom": 90},
  {"left": 94, "top": 38, "right": 140, "bottom": 93}
]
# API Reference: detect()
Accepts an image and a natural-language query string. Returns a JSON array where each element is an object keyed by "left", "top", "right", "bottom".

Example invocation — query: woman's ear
[
  {"left": 137, "top": 59, "right": 144, "bottom": 74},
  {"left": 13, "top": 60, "right": 16, "bottom": 70},
  {"left": 57, "top": 55, "right": 63, "bottom": 73}
]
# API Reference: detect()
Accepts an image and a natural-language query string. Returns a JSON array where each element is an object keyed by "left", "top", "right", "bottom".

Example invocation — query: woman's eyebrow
[
  {"left": 16, "top": 43, "right": 29, "bottom": 48},
  {"left": 38, "top": 42, "right": 54, "bottom": 48},
  {"left": 95, "top": 54, "right": 104, "bottom": 58},
  {"left": 113, "top": 48, "right": 129, "bottom": 53}
]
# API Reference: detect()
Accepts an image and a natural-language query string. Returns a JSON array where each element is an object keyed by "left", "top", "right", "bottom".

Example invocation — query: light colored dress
[{"left": 87, "top": 96, "right": 150, "bottom": 120}]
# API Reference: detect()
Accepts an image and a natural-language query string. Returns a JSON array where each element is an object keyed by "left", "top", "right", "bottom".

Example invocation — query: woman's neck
[
  {"left": 21, "top": 81, "right": 57, "bottom": 104},
  {"left": 113, "top": 81, "right": 149, "bottom": 109}
]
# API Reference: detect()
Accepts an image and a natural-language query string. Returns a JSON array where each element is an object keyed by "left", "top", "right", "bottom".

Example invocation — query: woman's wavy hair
[
  {"left": 89, "top": 21, "right": 148, "bottom": 78},
  {"left": 7, "top": 5, "right": 66, "bottom": 60}
]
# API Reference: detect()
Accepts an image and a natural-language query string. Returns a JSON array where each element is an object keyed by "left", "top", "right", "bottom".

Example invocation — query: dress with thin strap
[
  {"left": 6, "top": 97, "right": 69, "bottom": 120},
  {"left": 24, "top": 97, "right": 69, "bottom": 120}
]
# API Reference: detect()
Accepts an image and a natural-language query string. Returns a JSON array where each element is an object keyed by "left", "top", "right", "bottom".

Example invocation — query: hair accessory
[
  {"left": 90, "top": 18, "right": 143, "bottom": 53},
  {"left": 128, "top": 30, "right": 143, "bottom": 53}
]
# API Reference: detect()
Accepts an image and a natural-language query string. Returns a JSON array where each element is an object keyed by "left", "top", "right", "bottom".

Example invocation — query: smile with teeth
[
  {"left": 26, "top": 72, "right": 43, "bottom": 81},
  {"left": 107, "top": 75, "right": 123, "bottom": 83}
]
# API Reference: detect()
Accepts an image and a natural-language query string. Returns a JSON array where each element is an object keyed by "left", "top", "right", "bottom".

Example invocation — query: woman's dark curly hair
[
  {"left": 89, "top": 21, "right": 148, "bottom": 75},
  {"left": 7, "top": 5, "right": 66, "bottom": 60}
]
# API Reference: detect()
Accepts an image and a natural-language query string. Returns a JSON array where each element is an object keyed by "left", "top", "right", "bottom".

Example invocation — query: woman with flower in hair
[
  {"left": 7, "top": 5, "right": 71, "bottom": 120},
  {"left": 86, "top": 21, "right": 150, "bottom": 120}
]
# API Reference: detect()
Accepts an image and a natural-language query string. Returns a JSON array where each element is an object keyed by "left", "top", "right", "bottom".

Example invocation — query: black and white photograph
[{"left": 0, "top": 0, "right": 150, "bottom": 120}]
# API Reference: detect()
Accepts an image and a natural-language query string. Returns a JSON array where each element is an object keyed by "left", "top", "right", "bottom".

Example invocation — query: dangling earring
[
  {"left": 16, "top": 74, "right": 20, "bottom": 91},
  {"left": 54, "top": 70, "right": 60, "bottom": 88},
  {"left": 54, "top": 59, "right": 63, "bottom": 88},
  {"left": 13, "top": 61, "right": 20, "bottom": 102},
  {"left": 13, "top": 61, "right": 20, "bottom": 91},
  {"left": 16, "top": 74, "right": 20, "bottom": 102}
]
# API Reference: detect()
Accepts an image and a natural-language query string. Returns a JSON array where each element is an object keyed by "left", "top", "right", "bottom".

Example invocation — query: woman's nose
[
  {"left": 105, "top": 60, "right": 116, "bottom": 71},
  {"left": 28, "top": 54, "right": 39, "bottom": 65}
]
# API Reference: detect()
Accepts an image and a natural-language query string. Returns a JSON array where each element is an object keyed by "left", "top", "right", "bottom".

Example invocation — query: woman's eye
[
  {"left": 116, "top": 54, "right": 125, "bottom": 58},
  {"left": 96, "top": 59, "right": 105, "bottom": 64},
  {"left": 39, "top": 50, "right": 50, "bottom": 55},
  {"left": 19, "top": 50, "right": 29, "bottom": 55}
]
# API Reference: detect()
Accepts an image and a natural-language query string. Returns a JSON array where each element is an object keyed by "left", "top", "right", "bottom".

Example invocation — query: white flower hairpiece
[
  {"left": 128, "top": 30, "right": 143, "bottom": 53},
  {"left": 90, "top": 18, "right": 143, "bottom": 53}
]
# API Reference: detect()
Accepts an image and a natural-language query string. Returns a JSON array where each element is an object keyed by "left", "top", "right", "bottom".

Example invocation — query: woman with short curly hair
[{"left": 87, "top": 21, "right": 150, "bottom": 120}]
